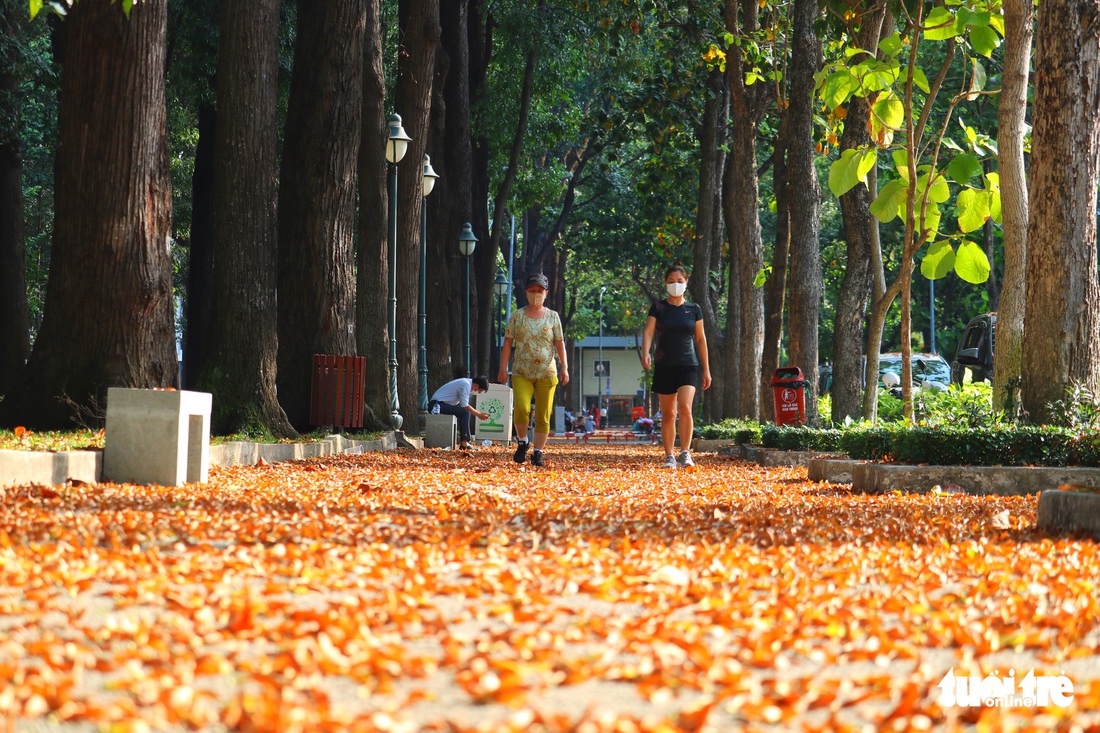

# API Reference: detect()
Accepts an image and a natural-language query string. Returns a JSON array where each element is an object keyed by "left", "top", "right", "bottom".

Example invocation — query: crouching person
[{"left": 428, "top": 375, "right": 490, "bottom": 449}]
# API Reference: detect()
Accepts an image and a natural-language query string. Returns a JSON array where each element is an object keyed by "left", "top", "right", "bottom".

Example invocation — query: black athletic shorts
[{"left": 652, "top": 364, "right": 699, "bottom": 395}]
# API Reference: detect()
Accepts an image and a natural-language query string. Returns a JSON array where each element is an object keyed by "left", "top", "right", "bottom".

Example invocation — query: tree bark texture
[
  {"left": 760, "top": 111, "right": 790, "bottom": 422},
  {"left": 785, "top": 0, "right": 823, "bottom": 426},
  {"left": 356, "top": 0, "right": 394, "bottom": 432},
  {"left": 830, "top": 9, "right": 887, "bottom": 423},
  {"left": 0, "top": 0, "right": 177, "bottom": 429},
  {"left": 692, "top": 69, "right": 726, "bottom": 422},
  {"left": 723, "top": 0, "right": 769, "bottom": 420},
  {"left": 992, "top": 0, "right": 1032, "bottom": 414},
  {"left": 0, "top": 5, "right": 29, "bottom": 396},
  {"left": 199, "top": 0, "right": 295, "bottom": 437},
  {"left": 394, "top": 0, "right": 440, "bottom": 431},
  {"left": 424, "top": 0, "right": 474, "bottom": 389},
  {"left": 276, "top": 0, "right": 366, "bottom": 431},
  {"left": 182, "top": 103, "right": 215, "bottom": 391},
  {"left": 1021, "top": 0, "right": 1100, "bottom": 423}
]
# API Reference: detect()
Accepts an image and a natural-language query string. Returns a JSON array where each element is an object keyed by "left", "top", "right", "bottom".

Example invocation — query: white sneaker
[
  {"left": 663, "top": 455, "right": 678, "bottom": 469},
  {"left": 678, "top": 451, "right": 694, "bottom": 467}
]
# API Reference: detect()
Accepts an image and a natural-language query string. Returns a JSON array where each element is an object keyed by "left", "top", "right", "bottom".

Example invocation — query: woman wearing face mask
[
  {"left": 642, "top": 260, "right": 712, "bottom": 469},
  {"left": 497, "top": 273, "right": 570, "bottom": 467}
]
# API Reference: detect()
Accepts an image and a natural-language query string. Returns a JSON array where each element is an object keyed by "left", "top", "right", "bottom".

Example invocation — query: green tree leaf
[
  {"left": 821, "top": 70, "right": 859, "bottom": 109},
  {"left": 957, "top": 188, "right": 991, "bottom": 232},
  {"left": 871, "top": 91, "right": 904, "bottom": 132},
  {"left": 968, "top": 59, "right": 988, "bottom": 99},
  {"left": 969, "top": 25, "right": 1000, "bottom": 57},
  {"left": 955, "top": 240, "right": 991, "bottom": 283},
  {"left": 30, "top": 0, "right": 43, "bottom": 19},
  {"left": 828, "top": 148, "right": 876, "bottom": 197},
  {"left": 947, "top": 153, "right": 982, "bottom": 182},
  {"left": 924, "top": 8, "right": 959, "bottom": 41},
  {"left": 871, "top": 180, "right": 907, "bottom": 222},
  {"left": 921, "top": 240, "right": 956, "bottom": 279}
]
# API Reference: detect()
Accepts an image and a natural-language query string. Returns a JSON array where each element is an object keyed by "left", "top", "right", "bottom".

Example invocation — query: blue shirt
[{"left": 431, "top": 377, "right": 473, "bottom": 407}]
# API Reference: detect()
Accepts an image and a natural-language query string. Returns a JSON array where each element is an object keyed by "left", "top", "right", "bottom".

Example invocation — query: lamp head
[
  {"left": 494, "top": 268, "right": 509, "bottom": 297},
  {"left": 458, "top": 222, "right": 478, "bottom": 256},
  {"left": 386, "top": 114, "right": 412, "bottom": 164},
  {"left": 422, "top": 154, "right": 439, "bottom": 196}
]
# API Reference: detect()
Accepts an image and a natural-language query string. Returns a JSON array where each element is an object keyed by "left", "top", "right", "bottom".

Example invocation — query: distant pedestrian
[
  {"left": 641, "top": 260, "right": 712, "bottom": 469},
  {"left": 497, "top": 273, "right": 570, "bottom": 467},
  {"left": 429, "top": 376, "right": 490, "bottom": 450}
]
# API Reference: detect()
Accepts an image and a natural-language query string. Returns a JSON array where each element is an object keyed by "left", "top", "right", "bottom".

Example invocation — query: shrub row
[
  {"left": 761, "top": 424, "right": 1100, "bottom": 467},
  {"left": 696, "top": 418, "right": 762, "bottom": 445}
]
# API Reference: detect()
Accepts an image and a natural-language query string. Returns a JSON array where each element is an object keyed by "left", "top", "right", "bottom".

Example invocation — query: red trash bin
[{"left": 771, "top": 366, "right": 807, "bottom": 426}]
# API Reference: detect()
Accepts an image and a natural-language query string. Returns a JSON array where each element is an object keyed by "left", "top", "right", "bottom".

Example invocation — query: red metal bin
[{"left": 771, "top": 366, "right": 807, "bottom": 426}]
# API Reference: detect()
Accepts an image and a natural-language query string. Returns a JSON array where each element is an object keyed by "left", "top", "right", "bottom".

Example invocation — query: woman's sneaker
[
  {"left": 677, "top": 451, "right": 694, "bottom": 467},
  {"left": 531, "top": 450, "right": 544, "bottom": 467},
  {"left": 663, "top": 454, "right": 678, "bottom": 469},
  {"left": 513, "top": 440, "right": 529, "bottom": 463}
]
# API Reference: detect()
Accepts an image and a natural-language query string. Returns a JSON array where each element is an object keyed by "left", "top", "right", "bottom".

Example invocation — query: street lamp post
[
  {"left": 599, "top": 286, "right": 607, "bottom": 418},
  {"left": 493, "top": 268, "right": 509, "bottom": 376},
  {"left": 418, "top": 154, "right": 439, "bottom": 434},
  {"left": 458, "top": 223, "right": 478, "bottom": 377},
  {"left": 386, "top": 113, "right": 411, "bottom": 431}
]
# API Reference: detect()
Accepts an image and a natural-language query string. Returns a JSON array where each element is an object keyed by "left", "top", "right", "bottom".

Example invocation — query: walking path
[{"left": 2, "top": 444, "right": 1098, "bottom": 732}]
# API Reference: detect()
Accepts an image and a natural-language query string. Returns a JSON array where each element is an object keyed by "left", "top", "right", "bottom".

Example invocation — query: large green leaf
[
  {"left": 878, "top": 32, "right": 904, "bottom": 57},
  {"left": 892, "top": 149, "right": 910, "bottom": 182},
  {"left": 30, "top": 0, "right": 43, "bottom": 18},
  {"left": 872, "top": 92, "right": 904, "bottom": 131},
  {"left": 910, "top": 67, "right": 931, "bottom": 94},
  {"left": 921, "top": 241, "right": 956, "bottom": 279},
  {"left": 821, "top": 70, "right": 859, "bottom": 110},
  {"left": 969, "top": 25, "right": 1000, "bottom": 57},
  {"left": 828, "top": 149, "right": 877, "bottom": 197},
  {"left": 990, "top": 189, "right": 1003, "bottom": 225},
  {"left": 947, "top": 153, "right": 982, "bottom": 183},
  {"left": 871, "top": 180, "right": 907, "bottom": 222},
  {"left": 955, "top": 240, "right": 992, "bottom": 283},
  {"left": 957, "top": 188, "right": 991, "bottom": 232},
  {"left": 924, "top": 7, "right": 959, "bottom": 40},
  {"left": 968, "top": 59, "right": 988, "bottom": 100},
  {"left": 917, "top": 172, "right": 950, "bottom": 203}
]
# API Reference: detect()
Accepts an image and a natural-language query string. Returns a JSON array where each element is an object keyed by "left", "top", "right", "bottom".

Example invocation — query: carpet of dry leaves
[{"left": 2, "top": 444, "right": 1099, "bottom": 733}]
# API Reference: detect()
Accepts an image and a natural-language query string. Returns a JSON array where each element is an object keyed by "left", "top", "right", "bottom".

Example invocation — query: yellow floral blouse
[{"left": 505, "top": 308, "right": 564, "bottom": 380}]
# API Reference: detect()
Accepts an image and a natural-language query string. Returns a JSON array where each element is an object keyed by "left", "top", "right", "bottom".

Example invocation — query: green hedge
[
  {"left": 696, "top": 418, "right": 762, "bottom": 444},
  {"left": 756, "top": 423, "right": 1100, "bottom": 467}
]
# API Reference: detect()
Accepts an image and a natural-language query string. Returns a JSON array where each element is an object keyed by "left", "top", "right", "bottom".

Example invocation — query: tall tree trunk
[
  {"left": 692, "top": 69, "right": 726, "bottom": 422},
  {"left": 425, "top": 0, "right": 474, "bottom": 389},
  {"left": 1021, "top": 0, "right": 1100, "bottom": 423},
  {"left": 760, "top": 112, "right": 790, "bottom": 422},
  {"left": 0, "top": 5, "right": 29, "bottom": 396},
  {"left": 182, "top": 103, "right": 216, "bottom": 391},
  {"left": 785, "top": 0, "right": 823, "bottom": 426},
  {"left": 992, "top": 0, "right": 1032, "bottom": 414},
  {"left": 199, "top": 0, "right": 295, "bottom": 437},
  {"left": 0, "top": 0, "right": 177, "bottom": 430},
  {"left": 356, "top": 0, "right": 393, "bottom": 432},
  {"left": 830, "top": 9, "right": 887, "bottom": 423},
  {"left": 394, "top": 0, "right": 440, "bottom": 431},
  {"left": 276, "top": 0, "right": 366, "bottom": 430},
  {"left": 723, "top": 0, "right": 769, "bottom": 420}
]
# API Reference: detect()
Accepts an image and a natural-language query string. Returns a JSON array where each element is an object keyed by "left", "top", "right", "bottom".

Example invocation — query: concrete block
[
  {"left": 808, "top": 458, "right": 859, "bottom": 484},
  {"left": 104, "top": 388, "right": 212, "bottom": 486},
  {"left": 1037, "top": 490, "right": 1100, "bottom": 539},
  {"left": 0, "top": 449, "right": 102, "bottom": 488},
  {"left": 425, "top": 414, "right": 458, "bottom": 449}
]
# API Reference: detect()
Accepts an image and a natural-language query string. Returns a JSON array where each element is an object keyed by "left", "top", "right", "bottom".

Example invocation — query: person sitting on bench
[{"left": 429, "top": 375, "right": 490, "bottom": 449}]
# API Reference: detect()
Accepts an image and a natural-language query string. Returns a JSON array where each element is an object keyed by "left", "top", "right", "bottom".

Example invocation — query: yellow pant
[{"left": 512, "top": 374, "right": 559, "bottom": 434}]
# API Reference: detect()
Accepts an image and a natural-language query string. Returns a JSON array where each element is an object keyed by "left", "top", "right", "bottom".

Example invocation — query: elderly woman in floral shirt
[{"left": 497, "top": 273, "right": 570, "bottom": 467}]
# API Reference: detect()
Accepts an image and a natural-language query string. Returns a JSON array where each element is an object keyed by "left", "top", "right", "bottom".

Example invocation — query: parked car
[
  {"left": 818, "top": 352, "right": 952, "bottom": 395},
  {"left": 951, "top": 312, "right": 996, "bottom": 384}
]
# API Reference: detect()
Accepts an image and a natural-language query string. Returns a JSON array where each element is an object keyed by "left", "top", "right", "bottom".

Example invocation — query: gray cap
[{"left": 525, "top": 273, "right": 549, "bottom": 290}]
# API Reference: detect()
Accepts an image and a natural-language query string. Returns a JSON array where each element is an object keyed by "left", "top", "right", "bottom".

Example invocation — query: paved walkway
[{"left": 2, "top": 444, "right": 1098, "bottom": 732}]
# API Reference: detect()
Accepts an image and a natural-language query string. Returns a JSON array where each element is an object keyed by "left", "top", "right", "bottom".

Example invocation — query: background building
[{"left": 572, "top": 336, "right": 647, "bottom": 426}]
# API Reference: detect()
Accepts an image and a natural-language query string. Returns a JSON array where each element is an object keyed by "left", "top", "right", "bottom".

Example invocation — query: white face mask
[
  {"left": 527, "top": 291, "right": 546, "bottom": 306},
  {"left": 666, "top": 282, "right": 687, "bottom": 298}
]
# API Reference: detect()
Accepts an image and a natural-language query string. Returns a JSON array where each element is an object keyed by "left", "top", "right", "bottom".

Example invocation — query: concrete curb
[
  {"left": 1037, "top": 490, "right": 1100, "bottom": 539},
  {"left": 743, "top": 445, "right": 848, "bottom": 467},
  {"left": 694, "top": 439, "right": 741, "bottom": 453},
  {"left": 0, "top": 432, "right": 406, "bottom": 488},
  {"left": 851, "top": 463, "right": 1100, "bottom": 497},
  {"left": 807, "top": 458, "right": 860, "bottom": 483}
]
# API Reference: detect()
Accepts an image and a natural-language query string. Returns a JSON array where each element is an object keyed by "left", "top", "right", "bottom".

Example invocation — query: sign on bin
[
  {"left": 771, "top": 366, "right": 807, "bottom": 426},
  {"left": 475, "top": 384, "right": 514, "bottom": 444}
]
